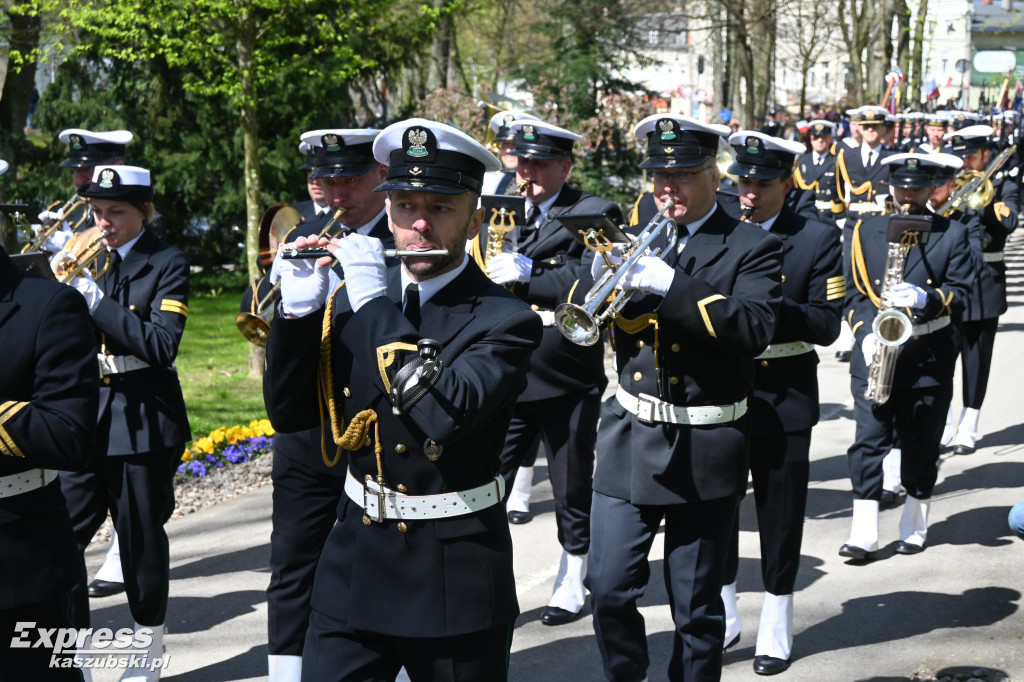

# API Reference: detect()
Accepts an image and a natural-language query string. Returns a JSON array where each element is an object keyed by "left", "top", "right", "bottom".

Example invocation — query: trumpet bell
[
  {"left": 554, "top": 302, "right": 601, "bottom": 346},
  {"left": 236, "top": 310, "right": 272, "bottom": 347}
]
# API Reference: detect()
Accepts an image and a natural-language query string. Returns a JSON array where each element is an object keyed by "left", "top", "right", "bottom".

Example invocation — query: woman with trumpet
[{"left": 58, "top": 165, "right": 190, "bottom": 681}]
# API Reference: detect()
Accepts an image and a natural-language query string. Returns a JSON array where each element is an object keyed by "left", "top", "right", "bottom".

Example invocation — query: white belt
[
  {"left": 911, "top": 316, "right": 951, "bottom": 336},
  {"left": 0, "top": 468, "right": 58, "bottom": 499},
  {"left": 814, "top": 200, "right": 834, "bottom": 211},
  {"left": 848, "top": 202, "right": 885, "bottom": 212},
  {"left": 983, "top": 252, "right": 1005, "bottom": 263},
  {"left": 615, "top": 385, "right": 747, "bottom": 426},
  {"left": 98, "top": 354, "right": 150, "bottom": 377},
  {"left": 345, "top": 469, "right": 504, "bottom": 523},
  {"left": 755, "top": 341, "right": 814, "bottom": 360}
]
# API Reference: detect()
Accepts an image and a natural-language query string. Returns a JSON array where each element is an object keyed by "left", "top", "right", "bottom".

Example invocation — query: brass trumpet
[
  {"left": 52, "top": 226, "right": 111, "bottom": 283},
  {"left": 21, "top": 196, "right": 87, "bottom": 254}
]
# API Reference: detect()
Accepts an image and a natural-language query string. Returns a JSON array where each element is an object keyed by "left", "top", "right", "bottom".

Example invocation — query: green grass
[{"left": 178, "top": 289, "right": 268, "bottom": 442}]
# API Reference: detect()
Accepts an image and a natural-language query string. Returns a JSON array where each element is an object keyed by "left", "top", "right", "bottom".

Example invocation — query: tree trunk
[
  {"left": 909, "top": 0, "right": 928, "bottom": 107},
  {"left": 427, "top": 0, "right": 453, "bottom": 91},
  {"left": 237, "top": 11, "right": 263, "bottom": 376},
  {"left": 0, "top": 3, "right": 40, "bottom": 139}
]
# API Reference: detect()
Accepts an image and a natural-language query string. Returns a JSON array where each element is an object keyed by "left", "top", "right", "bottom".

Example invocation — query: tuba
[{"left": 555, "top": 200, "right": 677, "bottom": 346}]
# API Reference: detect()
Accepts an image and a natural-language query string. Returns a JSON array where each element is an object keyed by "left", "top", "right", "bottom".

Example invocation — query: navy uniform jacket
[
  {"left": 292, "top": 199, "right": 322, "bottom": 226},
  {"left": 91, "top": 228, "right": 191, "bottom": 455},
  {"left": 844, "top": 214, "right": 974, "bottom": 389},
  {"left": 836, "top": 145, "right": 896, "bottom": 205},
  {"left": 264, "top": 261, "right": 542, "bottom": 637},
  {"left": 750, "top": 207, "right": 843, "bottom": 434},
  {"left": 473, "top": 183, "right": 621, "bottom": 402},
  {"left": 958, "top": 169, "right": 1020, "bottom": 320},
  {"left": 568, "top": 204, "right": 782, "bottom": 505},
  {"left": 789, "top": 150, "right": 844, "bottom": 224},
  {"left": 0, "top": 247, "right": 98, "bottom": 608}
]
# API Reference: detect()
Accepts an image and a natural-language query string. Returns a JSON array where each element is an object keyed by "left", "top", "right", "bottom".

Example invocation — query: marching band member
[
  {"left": 912, "top": 112, "right": 951, "bottom": 154},
  {"left": 483, "top": 119, "right": 622, "bottom": 626},
  {"left": 573, "top": 114, "right": 783, "bottom": 682},
  {"left": 291, "top": 141, "right": 330, "bottom": 224},
  {"left": 262, "top": 129, "right": 392, "bottom": 682},
  {"left": 0, "top": 158, "right": 99, "bottom": 681},
  {"left": 264, "top": 118, "right": 542, "bottom": 681},
  {"left": 719, "top": 131, "right": 844, "bottom": 675},
  {"left": 58, "top": 165, "right": 191, "bottom": 682},
  {"left": 940, "top": 125, "right": 1020, "bottom": 455},
  {"left": 840, "top": 154, "right": 974, "bottom": 560},
  {"left": 789, "top": 119, "right": 845, "bottom": 225},
  {"left": 480, "top": 110, "right": 539, "bottom": 195}
]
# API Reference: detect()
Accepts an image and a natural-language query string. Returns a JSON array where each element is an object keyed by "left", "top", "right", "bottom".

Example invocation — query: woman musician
[{"left": 57, "top": 165, "right": 191, "bottom": 676}]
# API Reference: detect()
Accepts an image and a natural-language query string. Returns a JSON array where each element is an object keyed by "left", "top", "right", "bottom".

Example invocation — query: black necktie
[
  {"left": 526, "top": 204, "right": 541, "bottom": 228},
  {"left": 403, "top": 283, "right": 420, "bottom": 327},
  {"left": 103, "top": 250, "right": 121, "bottom": 296},
  {"left": 868, "top": 151, "right": 876, "bottom": 167}
]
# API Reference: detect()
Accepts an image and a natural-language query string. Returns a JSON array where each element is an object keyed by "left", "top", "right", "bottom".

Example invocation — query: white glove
[
  {"left": 487, "top": 252, "right": 533, "bottom": 285},
  {"left": 70, "top": 271, "right": 104, "bottom": 313},
  {"left": 590, "top": 246, "right": 625, "bottom": 281},
  {"left": 618, "top": 256, "right": 675, "bottom": 296},
  {"left": 861, "top": 332, "right": 878, "bottom": 366},
  {"left": 43, "top": 228, "right": 72, "bottom": 253},
  {"left": 38, "top": 209, "right": 63, "bottom": 224},
  {"left": 885, "top": 281, "right": 928, "bottom": 310},
  {"left": 49, "top": 249, "right": 70, "bottom": 269},
  {"left": 331, "top": 233, "right": 387, "bottom": 313},
  {"left": 267, "top": 249, "right": 285, "bottom": 286},
  {"left": 278, "top": 243, "right": 330, "bottom": 318}
]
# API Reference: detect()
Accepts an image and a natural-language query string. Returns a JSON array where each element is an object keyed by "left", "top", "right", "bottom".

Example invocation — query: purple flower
[
  {"left": 187, "top": 460, "right": 208, "bottom": 477},
  {"left": 223, "top": 444, "right": 249, "bottom": 463}
]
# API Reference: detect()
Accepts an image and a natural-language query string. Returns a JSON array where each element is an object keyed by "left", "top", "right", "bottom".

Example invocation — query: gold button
[
  {"left": 396, "top": 484, "right": 408, "bottom": 493},
  {"left": 874, "top": 279, "right": 881, "bottom": 286},
  {"left": 781, "top": 275, "right": 787, "bottom": 283},
  {"left": 531, "top": 304, "right": 539, "bottom": 311},
  {"left": 103, "top": 377, "right": 111, "bottom": 385},
  {"left": 395, "top": 444, "right": 407, "bottom": 454},
  {"left": 397, "top": 522, "right": 408, "bottom": 533},
  {"left": 671, "top": 343, "right": 681, "bottom": 352},
  {"left": 362, "top": 516, "right": 371, "bottom": 526},
  {"left": 636, "top": 340, "right": 645, "bottom": 349},
  {"left": 129, "top": 304, "right": 137, "bottom": 311},
  {"left": 761, "top": 360, "right": 769, "bottom": 367},
  {"left": 633, "top": 372, "right": 642, "bottom": 381},
  {"left": 669, "top": 376, "right": 679, "bottom": 385},
  {"left": 926, "top": 279, "right": 933, "bottom": 285},
  {"left": 364, "top": 474, "right": 373, "bottom": 482},
  {"left": 343, "top": 387, "right": 351, "bottom": 398}
]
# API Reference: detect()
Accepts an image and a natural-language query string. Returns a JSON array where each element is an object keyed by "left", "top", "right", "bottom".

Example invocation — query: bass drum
[{"left": 258, "top": 203, "right": 304, "bottom": 271}]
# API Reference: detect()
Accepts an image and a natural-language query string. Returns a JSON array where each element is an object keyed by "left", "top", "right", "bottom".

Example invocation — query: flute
[{"left": 282, "top": 247, "right": 450, "bottom": 260}]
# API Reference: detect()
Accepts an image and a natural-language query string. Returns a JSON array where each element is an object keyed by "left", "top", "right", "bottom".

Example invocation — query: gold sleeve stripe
[
  {"left": 0, "top": 425, "right": 25, "bottom": 458},
  {"left": 160, "top": 300, "right": 189, "bottom": 316},
  {"left": 851, "top": 320, "right": 865, "bottom": 334},
  {"left": 827, "top": 275, "right": 845, "bottom": 286},
  {"left": 826, "top": 286, "right": 847, "bottom": 301},
  {"left": 375, "top": 342, "right": 419, "bottom": 394},
  {"left": 697, "top": 295, "right": 726, "bottom": 338},
  {"left": 0, "top": 401, "right": 28, "bottom": 424}
]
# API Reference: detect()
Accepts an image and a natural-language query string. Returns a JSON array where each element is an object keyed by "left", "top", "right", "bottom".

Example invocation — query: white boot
[
  {"left": 755, "top": 592, "right": 794, "bottom": 661},
  {"left": 73, "top": 631, "right": 94, "bottom": 682},
  {"left": 940, "top": 406, "right": 960, "bottom": 447},
  {"left": 547, "top": 551, "right": 587, "bottom": 613},
  {"left": 881, "top": 448, "right": 902, "bottom": 496},
  {"left": 95, "top": 530, "right": 125, "bottom": 583},
  {"left": 506, "top": 465, "right": 533, "bottom": 514},
  {"left": 953, "top": 407, "right": 981, "bottom": 453},
  {"left": 721, "top": 581, "right": 741, "bottom": 649},
  {"left": 897, "top": 497, "right": 931, "bottom": 552},
  {"left": 268, "top": 654, "right": 302, "bottom": 682},
  {"left": 119, "top": 623, "right": 165, "bottom": 681},
  {"left": 842, "top": 499, "right": 879, "bottom": 556}
]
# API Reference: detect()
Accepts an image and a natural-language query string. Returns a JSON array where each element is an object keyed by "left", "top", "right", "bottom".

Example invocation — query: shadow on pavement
[
  {"left": 164, "top": 643, "right": 267, "bottom": 681},
  {"left": 166, "top": 591, "right": 267, "bottom": 634},
  {"left": 170, "top": 543, "right": 270, "bottom": 581},
  {"left": 928, "top": 504, "right": 1018, "bottom": 549}
]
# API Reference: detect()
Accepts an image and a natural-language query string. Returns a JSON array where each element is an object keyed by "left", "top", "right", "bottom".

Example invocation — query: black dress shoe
[
  {"left": 880, "top": 490, "right": 899, "bottom": 507},
  {"left": 540, "top": 605, "right": 582, "bottom": 626},
  {"left": 835, "top": 350, "right": 851, "bottom": 362},
  {"left": 838, "top": 544, "right": 871, "bottom": 561},
  {"left": 753, "top": 655, "right": 790, "bottom": 675},
  {"left": 88, "top": 579, "right": 125, "bottom": 598},
  {"left": 895, "top": 541, "right": 925, "bottom": 555},
  {"left": 723, "top": 632, "right": 741, "bottom": 652},
  {"left": 507, "top": 510, "right": 533, "bottom": 525},
  {"left": 953, "top": 444, "right": 976, "bottom": 455}
]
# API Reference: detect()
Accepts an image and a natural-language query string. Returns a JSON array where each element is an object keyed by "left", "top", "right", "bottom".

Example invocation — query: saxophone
[{"left": 864, "top": 220, "right": 918, "bottom": 404}]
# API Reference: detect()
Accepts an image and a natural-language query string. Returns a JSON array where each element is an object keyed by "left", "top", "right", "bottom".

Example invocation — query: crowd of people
[{"left": 1, "top": 98, "right": 1022, "bottom": 682}]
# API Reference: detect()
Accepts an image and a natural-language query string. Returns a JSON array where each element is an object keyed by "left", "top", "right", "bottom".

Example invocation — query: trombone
[
  {"left": 554, "top": 200, "right": 677, "bottom": 346},
  {"left": 936, "top": 144, "right": 1016, "bottom": 216},
  {"left": 21, "top": 196, "right": 87, "bottom": 254}
]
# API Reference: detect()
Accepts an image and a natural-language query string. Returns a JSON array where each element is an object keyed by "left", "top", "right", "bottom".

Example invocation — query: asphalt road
[{"left": 85, "top": 231, "right": 1024, "bottom": 682}]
